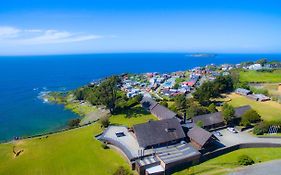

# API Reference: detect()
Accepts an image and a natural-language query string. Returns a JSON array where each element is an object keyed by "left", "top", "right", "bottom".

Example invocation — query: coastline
[
  {"left": 0, "top": 118, "right": 99, "bottom": 144},
  {"left": 2, "top": 53, "right": 281, "bottom": 142}
]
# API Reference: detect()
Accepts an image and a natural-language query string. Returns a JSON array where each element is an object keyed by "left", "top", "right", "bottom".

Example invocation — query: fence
[{"left": 0, "top": 118, "right": 100, "bottom": 144}]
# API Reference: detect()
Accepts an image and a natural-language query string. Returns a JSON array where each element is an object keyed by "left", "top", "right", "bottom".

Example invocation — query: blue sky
[{"left": 0, "top": 0, "right": 281, "bottom": 55}]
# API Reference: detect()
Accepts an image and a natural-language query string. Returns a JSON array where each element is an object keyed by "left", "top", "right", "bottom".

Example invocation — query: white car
[
  {"left": 213, "top": 131, "right": 223, "bottom": 137},
  {"left": 227, "top": 127, "right": 238, "bottom": 133}
]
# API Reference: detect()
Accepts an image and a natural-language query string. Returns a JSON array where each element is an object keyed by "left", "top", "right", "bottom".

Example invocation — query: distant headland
[{"left": 187, "top": 53, "right": 217, "bottom": 58}]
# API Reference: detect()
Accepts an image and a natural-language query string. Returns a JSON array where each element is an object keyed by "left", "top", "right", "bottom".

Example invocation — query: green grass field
[
  {"left": 0, "top": 124, "right": 128, "bottom": 175},
  {"left": 239, "top": 70, "right": 281, "bottom": 83},
  {"left": 0, "top": 108, "right": 156, "bottom": 175},
  {"left": 227, "top": 93, "right": 281, "bottom": 121},
  {"left": 110, "top": 106, "right": 157, "bottom": 127},
  {"left": 2, "top": 102, "right": 281, "bottom": 175},
  {"left": 65, "top": 101, "right": 98, "bottom": 116},
  {"left": 174, "top": 147, "right": 281, "bottom": 175}
]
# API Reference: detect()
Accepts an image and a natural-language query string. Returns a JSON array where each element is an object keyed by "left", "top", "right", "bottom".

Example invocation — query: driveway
[
  {"left": 216, "top": 129, "right": 281, "bottom": 147},
  {"left": 228, "top": 159, "right": 281, "bottom": 175}
]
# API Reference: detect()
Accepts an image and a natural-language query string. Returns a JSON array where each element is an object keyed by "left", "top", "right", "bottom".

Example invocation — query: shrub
[
  {"left": 208, "top": 103, "right": 217, "bottom": 113},
  {"left": 68, "top": 118, "right": 81, "bottom": 128},
  {"left": 240, "top": 109, "right": 261, "bottom": 126},
  {"left": 100, "top": 116, "right": 110, "bottom": 128},
  {"left": 101, "top": 142, "right": 109, "bottom": 149},
  {"left": 113, "top": 166, "right": 133, "bottom": 175},
  {"left": 253, "top": 122, "right": 269, "bottom": 135},
  {"left": 196, "top": 120, "right": 203, "bottom": 128},
  {"left": 159, "top": 101, "right": 168, "bottom": 108},
  {"left": 173, "top": 83, "right": 180, "bottom": 89},
  {"left": 250, "top": 87, "right": 269, "bottom": 96},
  {"left": 222, "top": 104, "right": 235, "bottom": 124},
  {"left": 240, "top": 119, "right": 251, "bottom": 127},
  {"left": 238, "top": 155, "right": 255, "bottom": 166}
]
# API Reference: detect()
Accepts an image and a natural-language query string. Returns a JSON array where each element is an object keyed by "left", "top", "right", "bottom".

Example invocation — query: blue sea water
[{"left": 0, "top": 53, "right": 281, "bottom": 142}]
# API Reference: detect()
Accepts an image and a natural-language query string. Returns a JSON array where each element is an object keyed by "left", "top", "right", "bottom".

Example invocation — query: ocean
[{"left": 0, "top": 53, "right": 281, "bottom": 142}]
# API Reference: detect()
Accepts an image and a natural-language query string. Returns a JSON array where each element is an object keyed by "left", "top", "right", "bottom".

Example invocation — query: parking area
[{"left": 215, "top": 129, "right": 281, "bottom": 147}]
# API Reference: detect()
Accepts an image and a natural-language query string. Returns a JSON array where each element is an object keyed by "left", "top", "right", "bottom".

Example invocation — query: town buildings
[{"left": 98, "top": 97, "right": 251, "bottom": 175}]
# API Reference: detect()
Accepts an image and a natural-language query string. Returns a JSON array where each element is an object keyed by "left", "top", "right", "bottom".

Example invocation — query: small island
[{"left": 187, "top": 53, "right": 217, "bottom": 58}]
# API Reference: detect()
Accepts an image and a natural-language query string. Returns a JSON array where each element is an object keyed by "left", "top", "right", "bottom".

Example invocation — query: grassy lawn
[
  {"left": 0, "top": 123, "right": 129, "bottom": 175},
  {"left": 174, "top": 147, "right": 281, "bottom": 175},
  {"left": 65, "top": 101, "right": 98, "bottom": 117},
  {"left": 227, "top": 93, "right": 281, "bottom": 122},
  {"left": 0, "top": 106, "right": 156, "bottom": 175},
  {"left": 261, "top": 83, "right": 281, "bottom": 95},
  {"left": 239, "top": 70, "right": 281, "bottom": 83},
  {"left": 110, "top": 106, "right": 158, "bottom": 127}
]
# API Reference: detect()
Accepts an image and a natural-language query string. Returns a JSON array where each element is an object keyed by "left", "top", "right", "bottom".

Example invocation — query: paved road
[
  {"left": 216, "top": 129, "right": 281, "bottom": 147},
  {"left": 228, "top": 159, "right": 281, "bottom": 175}
]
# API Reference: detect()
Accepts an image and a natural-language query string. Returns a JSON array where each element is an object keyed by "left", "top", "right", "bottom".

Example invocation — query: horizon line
[{"left": 1, "top": 51, "right": 281, "bottom": 57}]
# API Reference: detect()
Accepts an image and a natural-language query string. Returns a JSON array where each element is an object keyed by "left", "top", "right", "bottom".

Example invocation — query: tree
[
  {"left": 208, "top": 103, "right": 217, "bottom": 113},
  {"left": 193, "top": 75, "right": 234, "bottom": 106},
  {"left": 186, "top": 102, "right": 210, "bottom": 118},
  {"left": 213, "top": 75, "right": 234, "bottom": 93},
  {"left": 230, "top": 69, "right": 250, "bottom": 90},
  {"left": 193, "top": 81, "right": 217, "bottom": 106},
  {"left": 174, "top": 94, "right": 187, "bottom": 113},
  {"left": 256, "top": 58, "right": 268, "bottom": 66},
  {"left": 113, "top": 166, "right": 133, "bottom": 175},
  {"left": 96, "top": 76, "right": 120, "bottom": 113},
  {"left": 241, "top": 109, "right": 261, "bottom": 126},
  {"left": 222, "top": 104, "right": 235, "bottom": 124}
]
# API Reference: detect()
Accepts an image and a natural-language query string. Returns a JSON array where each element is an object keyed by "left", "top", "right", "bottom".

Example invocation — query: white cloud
[
  {"left": 0, "top": 26, "right": 21, "bottom": 38},
  {"left": 0, "top": 26, "right": 103, "bottom": 45}
]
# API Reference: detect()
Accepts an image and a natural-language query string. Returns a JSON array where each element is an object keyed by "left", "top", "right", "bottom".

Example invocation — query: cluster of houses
[
  {"left": 95, "top": 60, "right": 281, "bottom": 175},
  {"left": 235, "top": 88, "right": 271, "bottom": 102},
  {"left": 98, "top": 97, "right": 251, "bottom": 175},
  {"left": 237, "top": 61, "right": 281, "bottom": 70},
  {"left": 120, "top": 65, "right": 227, "bottom": 99}
]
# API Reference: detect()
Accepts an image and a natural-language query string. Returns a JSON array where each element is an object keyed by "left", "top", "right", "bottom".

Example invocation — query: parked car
[
  {"left": 227, "top": 127, "right": 238, "bottom": 133},
  {"left": 213, "top": 131, "right": 223, "bottom": 137}
]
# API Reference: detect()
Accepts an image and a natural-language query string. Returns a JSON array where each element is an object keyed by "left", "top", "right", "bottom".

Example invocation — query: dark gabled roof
[
  {"left": 193, "top": 105, "right": 252, "bottom": 127},
  {"left": 234, "top": 105, "right": 251, "bottom": 117},
  {"left": 133, "top": 118, "right": 186, "bottom": 148},
  {"left": 187, "top": 126, "right": 213, "bottom": 147},
  {"left": 141, "top": 96, "right": 177, "bottom": 120},
  {"left": 150, "top": 104, "right": 177, "bottom": 120},
  {"left": 193, "top": 112, "right": 224, "bottom": 128}
]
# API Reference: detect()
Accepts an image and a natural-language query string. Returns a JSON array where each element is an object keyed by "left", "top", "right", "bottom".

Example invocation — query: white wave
[{"left": 37, "top": 90, "right": 51, "bottom": 103}]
